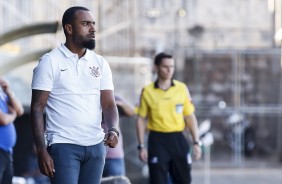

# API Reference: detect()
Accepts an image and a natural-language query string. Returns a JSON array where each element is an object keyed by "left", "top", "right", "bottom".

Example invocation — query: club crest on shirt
[{"left": 89, "top": 66, "right": 100, "bottom": 77}]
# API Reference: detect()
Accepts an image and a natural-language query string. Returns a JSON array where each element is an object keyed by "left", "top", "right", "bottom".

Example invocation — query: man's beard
[{"left": 82, "top": 39, "right": 96, "bottom": 50}]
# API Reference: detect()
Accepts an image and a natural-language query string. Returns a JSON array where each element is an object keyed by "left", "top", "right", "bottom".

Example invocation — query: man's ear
[{"left": 64, "top": 24, "right": 72, "bottom": 34}]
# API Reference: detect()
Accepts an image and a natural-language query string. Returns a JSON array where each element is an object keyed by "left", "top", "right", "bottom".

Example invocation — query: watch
[
  {"left": 137, "top": 144, "right": 145, "bottom": 150},
  {"left": 193, "top": 141, "right": 202, "bottom": 146}
]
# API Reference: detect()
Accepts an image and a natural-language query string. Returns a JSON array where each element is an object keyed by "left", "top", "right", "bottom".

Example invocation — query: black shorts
[{"left": 148, "top": 131, "right": 192, "bottom": 184}]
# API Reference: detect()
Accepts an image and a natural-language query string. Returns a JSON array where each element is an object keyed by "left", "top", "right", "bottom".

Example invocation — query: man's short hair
[
  {"left": 62, "top": 6, "right": 90, "bottom": 34},
  {"left": 154, "top": 52, "right": 173, "bottom": 66}
]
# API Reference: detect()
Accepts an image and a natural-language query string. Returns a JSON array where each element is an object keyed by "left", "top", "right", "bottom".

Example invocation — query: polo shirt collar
[
  {"left": 154, "top": 79, "right": 175, "bottom": 89},
  {"left": 59, "top": 43, "right": 92, "bottom": 60}
]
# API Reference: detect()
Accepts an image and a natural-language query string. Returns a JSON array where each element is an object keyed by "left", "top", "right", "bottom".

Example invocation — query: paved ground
[
  {"left": 192, "top": 167, "right": 282, "bottom": 184},
  {"left": 192, "top": 154, "right": 282, "bottom": 184},
  {"left": 129, "top": 157, "right": 282, "bottom": 184},
  {"left": 130, "top": 166, "right": 282, "bottom": 184}
]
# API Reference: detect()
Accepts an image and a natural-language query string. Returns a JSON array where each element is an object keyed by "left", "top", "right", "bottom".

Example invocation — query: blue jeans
[
  {"left": 0, "top": 149, "right": 13, "bottom": 184},
  {"left": 47, "top": 142, "right": 106, "bottom": 184},
  {"left": 102, "top": 158, "right": 125, "bottom": 177}
]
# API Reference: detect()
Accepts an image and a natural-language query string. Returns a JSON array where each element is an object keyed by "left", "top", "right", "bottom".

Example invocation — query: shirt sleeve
[
  {"left": 137, "top": 88, "right": 148, "bottom": 118},
  {"left": 100, "top": 56, "right": 114, "bottom": 90},
  {"left": 183, "top": 86, "right": 195, "bottom": 116},
  {"left": 31, "top": 54, "right": 54, "bottom": 91}
]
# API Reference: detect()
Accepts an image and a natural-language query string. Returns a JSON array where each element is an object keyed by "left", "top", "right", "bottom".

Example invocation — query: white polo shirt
[{"left": 32, "top": 44, "right": 114, "bottom": 146}]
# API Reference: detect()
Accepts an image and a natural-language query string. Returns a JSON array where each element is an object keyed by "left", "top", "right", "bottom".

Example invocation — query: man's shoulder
[
  {"left": 49, "top": 46, "right": 64, "bottom": 55},
  {"left": 86, "top": 49, "right": 97, "bottom": 55},
  {"left": 38, "top": 47, "right": 63, "bottom": 64},
  {"left": 86, "top": 51, "right": 107, "bottom": 64},
  {"left": 143, "top": 82, "right": 155, "bottom": 90},
  {"left": 140, "top": 83, "right": 156, "bottom": 97},
  {"left": 41, "top": 47, "right": 63, "bottom": 60},
  {"left": 173, "top": 80, "right": 187, "bottom": 87},
  {"left": 172, "top": 80, "right": 189, "bottom": 93}
]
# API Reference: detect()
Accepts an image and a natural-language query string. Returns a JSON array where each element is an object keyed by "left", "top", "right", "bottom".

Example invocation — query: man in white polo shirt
[{"left": 30, "top": 6, "right": 119, "bottom": 184}]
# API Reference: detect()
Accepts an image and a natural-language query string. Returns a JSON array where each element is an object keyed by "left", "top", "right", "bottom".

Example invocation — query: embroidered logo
[{"left": 89, "top": 66, "right": 100, "bottom": 77}]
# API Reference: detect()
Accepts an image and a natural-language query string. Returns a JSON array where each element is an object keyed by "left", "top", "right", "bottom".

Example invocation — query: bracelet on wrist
[{"left": 108, "top": 127, "right": 119, "bottom": 137}]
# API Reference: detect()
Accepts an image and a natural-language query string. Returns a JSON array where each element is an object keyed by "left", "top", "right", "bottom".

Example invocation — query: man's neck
[
  {"left": 64, "top": 42, "right": 86, "bottom": 58},
  {"left": 157, "top": 78, "right": 172, "bottom": 90}
]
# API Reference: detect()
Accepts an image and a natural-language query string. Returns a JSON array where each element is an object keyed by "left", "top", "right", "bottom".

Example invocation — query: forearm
[
  {"left": 0, "top": 111, "right": 16, "bottom": 125},
  {"left": 101, "top": 90, "right": 119, "bottom": 129},
  {"left": 136, "top": 116, "right": 146, "bottom": 145},
  {"left": 30, "top": 109, "right": 47, "bottom": 151},
  {"left": 6, "top": 90, "right": 24, "bottom": 116},
  {"left": 119, "top": 102, "right": 135, "bottom": 117},
  {"left": 103, "top": 105, "right": 119, "bottom": 129},
  {"left": 185, "top": 113, "right": 200, "bottom": 142},
  {"left": 30, "top": 90, "right": 50, "bottom": 151}
]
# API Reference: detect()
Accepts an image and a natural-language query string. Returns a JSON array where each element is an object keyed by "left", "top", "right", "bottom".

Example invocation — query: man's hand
[
  {"left": 139, "top": 148, "right": 148, "bottom": 162},
  {"left": 193, "top": 144, "right": 202, "bottom": 160},
  {"left": 0, "top": 78, "right": 9, "bottom": 93},
  {"left": 104, "top": 131, "right": 118, "bottom": 148},
  {"left": 37, "top": 149, "right": 55, "bottom": 177}
]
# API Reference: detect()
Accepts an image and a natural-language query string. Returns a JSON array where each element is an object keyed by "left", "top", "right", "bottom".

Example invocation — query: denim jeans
[
  {"left": 0, "top": 149, "right": 13, "bottom": 184},
  {"left": 102, "top": 158, "right": 125, "bottom": 177},
  {"left": 47, "top": 142, "right": 106, "bottom": 184}
]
